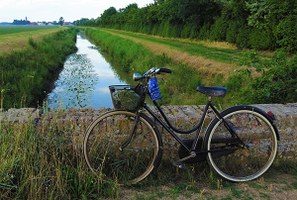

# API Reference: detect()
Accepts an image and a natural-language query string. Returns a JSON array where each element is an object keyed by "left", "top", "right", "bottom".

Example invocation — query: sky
[{"left": 0, "top": 0, "right": 154, "bottom": 23}]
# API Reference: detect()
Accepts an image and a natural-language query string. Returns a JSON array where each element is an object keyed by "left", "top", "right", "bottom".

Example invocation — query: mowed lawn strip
[
  {"left": 103, "top": 29, "right": 238, "bottom": 77},
  {"left": 0, "top": 27, "right": 66, "bottom": 54}
]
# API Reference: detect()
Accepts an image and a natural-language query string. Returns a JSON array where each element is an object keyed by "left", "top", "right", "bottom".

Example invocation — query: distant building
[
  {"left": 12, "top": 17, "right": 30, "bottom": 25},
  {"left": 37, "top": 22, "right": 47, "bottom": 26},
  {"left": 63, "top": 22, "right": 73, "bottom": 26}
]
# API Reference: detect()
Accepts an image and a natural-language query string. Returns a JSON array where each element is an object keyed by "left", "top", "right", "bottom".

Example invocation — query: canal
[{"left": 46, "top": 33, "right": 126, "bottom": 110}]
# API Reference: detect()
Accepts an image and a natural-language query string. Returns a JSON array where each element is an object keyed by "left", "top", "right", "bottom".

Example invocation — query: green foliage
[
  {"left": 250, "top": 50, "right": 297, "bottom": 103},
  {"left": 248, "top": 28, "right": 274, "bottom": 50},
  {"left": 0, "top": 28, "right": 77, "bottom": 110},
  {"left": 246, "top": 0, "right": 297, "bottom": 52},
  {"left": 225, "top": 49, "right": 297, "bottom": 104},
  {"left": 76, "top": 0, "right": 297, "bottom": 53},
  {"left": 209, "top": 17, "right": 227, "bottom": 41},
  {"left": 275, "top": 15, "right": 297, "bottom": 52}
]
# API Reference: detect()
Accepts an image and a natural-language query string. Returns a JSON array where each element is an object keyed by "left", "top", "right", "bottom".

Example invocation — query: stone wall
[{"left": 1, "top": 103, "right": 297, "bottom": 160}]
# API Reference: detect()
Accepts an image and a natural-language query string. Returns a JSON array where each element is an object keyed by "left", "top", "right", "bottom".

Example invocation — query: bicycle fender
[{"left": 219, "top": 105, "right": 280, "bottom": 141}]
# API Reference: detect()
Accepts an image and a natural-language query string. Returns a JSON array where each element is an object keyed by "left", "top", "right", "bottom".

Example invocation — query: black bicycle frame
[{"left": 142, "top": 99, "right": 225, "bottom": 153}]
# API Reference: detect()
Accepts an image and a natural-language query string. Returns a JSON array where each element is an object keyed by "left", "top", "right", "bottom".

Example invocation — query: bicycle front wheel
[
  {"left": 205, "top": 106, "right": 278, "bottom": 182},
  {"left": 83, "top": 110, "right": 162, "bottom": 185}
]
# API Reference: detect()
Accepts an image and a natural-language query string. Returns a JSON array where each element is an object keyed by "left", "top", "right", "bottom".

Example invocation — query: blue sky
[{"left": 0, "top": 0, "right": 153, "bottom": 22}]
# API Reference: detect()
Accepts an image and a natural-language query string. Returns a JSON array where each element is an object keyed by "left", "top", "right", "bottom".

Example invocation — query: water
[{"left": 46, "top": 33, "right": 126, "bottom": 110}]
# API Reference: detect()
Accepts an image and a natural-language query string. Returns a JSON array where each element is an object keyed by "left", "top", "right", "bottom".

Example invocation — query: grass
[
  {"left": 0, "top": 118, "right": 118, "bottom": 199},
  {"left": 1, "top": 114, "right": 297, "bottom": 199},
  {"left": 86, "top": 27, "right": 297, "bottom": 105},
  {"left": 0, "top": 26, "right": 57, "bottom": 35},
  {"left": 84, "top": 27, "right": 232, "bottom": 107},
  {"left": 0, "top": 28, "right": 77, "bottom": 110},
  {"left": 103, "top": 29, "right": 237, "bottom": 78},
  {"left": 105, "top": 29, "right": 272, "bottom": 65},
  {"left": 0, "top": 26, "right": 65, "bottom": 54},
  {"left": 84, "top": 28, "right": 253, "bottom": 107}
]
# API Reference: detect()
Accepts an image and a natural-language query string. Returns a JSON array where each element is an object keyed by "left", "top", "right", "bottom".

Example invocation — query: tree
[
  {"left": 59, "top": 17, "right": 64, "bottom": 26},
  {"left": 100, "top": 7, "right": 117, "bottom": 26},
  {"left": 246, "top": 0, "right": 297, "bottom": 52}
]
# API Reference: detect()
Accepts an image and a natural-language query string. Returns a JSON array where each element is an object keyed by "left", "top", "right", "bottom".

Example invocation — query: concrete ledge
[{"left": 1, "top": 103, "right": 297, "bottom": 160}]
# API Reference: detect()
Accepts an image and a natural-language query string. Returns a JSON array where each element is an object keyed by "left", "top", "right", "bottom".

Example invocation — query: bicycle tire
[
  {"left": 83, "top": 110, "right": 162, "bottom": 185},
  {"left": 204, "top": 105, "right": 278, "bottom": 182}
]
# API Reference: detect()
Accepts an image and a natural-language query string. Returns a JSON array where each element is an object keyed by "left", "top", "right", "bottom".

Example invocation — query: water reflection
[
  {"left": 48, "top": 54, "right": 98, "bottom": 109},
  {"left": 47, "top": 34, "right": 126, "bottom": 110}
]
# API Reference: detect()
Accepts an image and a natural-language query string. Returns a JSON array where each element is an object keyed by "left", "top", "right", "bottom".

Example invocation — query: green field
[
  {"left": 0, "top": 26, "right": 65, "bottom": 54},
  {"left": 0, "top": 25, "right": 57, "bottom": 35}
]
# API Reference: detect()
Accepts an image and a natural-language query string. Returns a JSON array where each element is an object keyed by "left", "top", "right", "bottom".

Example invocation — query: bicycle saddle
[{"left": 196, "top": 86, "right": 227, "bottom": 97}]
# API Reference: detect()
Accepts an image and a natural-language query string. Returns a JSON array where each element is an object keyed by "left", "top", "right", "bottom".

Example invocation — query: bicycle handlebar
[
  {"left": 157, "top": 68, "right": 172, "bottom": 74},
  {"left": 133, "top": 67, "right": 172, "bottom": 81}
]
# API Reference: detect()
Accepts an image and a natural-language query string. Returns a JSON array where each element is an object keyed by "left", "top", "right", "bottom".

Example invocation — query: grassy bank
[
  {"left": 85, "top": 28, "right": 297, "bottom": 106},
  {"left": 105, "top": 29, "right": 260, "bottom": 65},
  {"left": 0, "top": 28, "right": 77, "bottom": 110},
  {"left": 85, "top": 28, "right": 218, "bottom": 106}
]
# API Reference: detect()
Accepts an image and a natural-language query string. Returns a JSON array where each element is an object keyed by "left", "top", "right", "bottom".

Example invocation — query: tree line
[{"left": 74, "top": 0, "right": 297, "bottom": 53}]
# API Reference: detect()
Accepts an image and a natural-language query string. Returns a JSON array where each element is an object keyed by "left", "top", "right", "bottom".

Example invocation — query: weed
[
  {"left": 207, "top": 171, "right": 222, "bottom": 190},
  {"left": 260, "top": 192, "right": 271, "bottom": 199}
]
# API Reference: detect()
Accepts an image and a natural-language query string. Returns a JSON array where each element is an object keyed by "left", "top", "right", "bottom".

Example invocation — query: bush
[
  {"left": 181, "top": 23, "right": 198, "bottom": 38},
  {"left": 209, "top": 17, "right": 227, "bottom": 41},
  {"left": 275, "top": 15, "right": 297, "bottom": 52},
  {"left": 235, "top": 25, "right": 250, "bottom": 49},
  {"left": 249, "top": 28, "right": 274, "bottom": 50},
  {"left": 250, "top": 50, "right": 297, "bottom": 103}
]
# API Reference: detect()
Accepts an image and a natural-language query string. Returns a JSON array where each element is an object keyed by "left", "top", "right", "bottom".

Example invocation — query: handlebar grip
[{"left": 158, "top": 68, "right": 172, "bottom": 74}]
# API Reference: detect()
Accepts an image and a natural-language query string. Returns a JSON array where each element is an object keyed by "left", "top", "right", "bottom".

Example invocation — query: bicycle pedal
[{"left": 172, "top": 161, "right": 186, "bottom": 169}]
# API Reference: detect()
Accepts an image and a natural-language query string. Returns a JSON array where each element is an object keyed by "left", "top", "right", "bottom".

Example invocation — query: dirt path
[
  {"left": 104, "top": 29, "right": 238, "bottom": 78},
  {"left": 120, "top": 170, "right": 297, "bottom": 199}
]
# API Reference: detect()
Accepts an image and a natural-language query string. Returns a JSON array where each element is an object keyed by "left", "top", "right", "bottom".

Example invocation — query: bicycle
[{"left": 83, "top": 67, "right": 279, "bottom": 185}]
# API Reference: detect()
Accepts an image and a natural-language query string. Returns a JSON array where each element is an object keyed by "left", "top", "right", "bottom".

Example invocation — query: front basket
[{"left": 109, "top": 85, "right": 142, "bottom": 112}]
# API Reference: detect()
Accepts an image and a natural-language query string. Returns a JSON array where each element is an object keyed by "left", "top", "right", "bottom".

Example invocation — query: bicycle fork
[{"left": 119, "top": 113, "right": 140, "bottom": 151}]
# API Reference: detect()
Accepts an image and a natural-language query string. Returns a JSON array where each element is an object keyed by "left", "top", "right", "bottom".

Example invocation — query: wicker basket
[{"left": 109, "top": 85, "right": 143, "bottom": 112}]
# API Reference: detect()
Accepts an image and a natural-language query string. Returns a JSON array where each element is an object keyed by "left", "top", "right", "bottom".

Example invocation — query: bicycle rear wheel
[
  {"left": 83, "top": 110, "right": 162, "bottom": 185},
  {"left": 205, "top": 106, "right": 278, "bottom": 182}
]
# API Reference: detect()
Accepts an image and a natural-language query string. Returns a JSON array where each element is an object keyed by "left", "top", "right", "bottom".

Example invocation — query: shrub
[
  {"left": 275, "top": 15, "right": 297, "bottom": 52},
  {"left": 209, "top": 17, "right": 227, "bottom": 41},
  {"left": 249, "top": 28, "right": 274, "bottom": 50},
  {"left": 250, "top": 50, "right": 297, "bottom": 103}
]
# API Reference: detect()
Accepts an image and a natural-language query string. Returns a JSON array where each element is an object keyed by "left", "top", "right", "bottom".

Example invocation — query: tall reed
[{"left": 0, "top": 117, "right": 118, "bottom": 199}]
